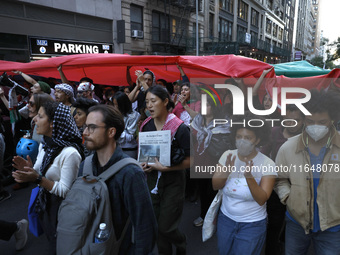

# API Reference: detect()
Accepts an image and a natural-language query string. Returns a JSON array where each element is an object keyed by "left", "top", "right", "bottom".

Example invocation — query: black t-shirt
[{"left": 142, "top": 119, "right": 191, "bottom": 157}]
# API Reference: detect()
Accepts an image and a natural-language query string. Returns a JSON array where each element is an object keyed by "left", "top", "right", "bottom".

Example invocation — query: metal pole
[{"left": 196, "top": 0, "right": 199, "bottom": 56}]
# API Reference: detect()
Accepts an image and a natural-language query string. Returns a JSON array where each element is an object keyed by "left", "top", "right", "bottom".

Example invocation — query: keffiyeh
[
  {"left": 55, "top": 83, "right": 75, "bottom": 103},
  {"left": 35, "top": 103, "right": 84, "bottom": 214},
  {"left": 40, "top": 103, "right": 84, "bottom": 175},
  {"left": 191, "top": 114, "right": 231, "bottom": 155}
]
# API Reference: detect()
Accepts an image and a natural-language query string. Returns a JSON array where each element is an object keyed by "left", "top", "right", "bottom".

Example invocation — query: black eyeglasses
[
  {"left": 28, "top": 101, "right": 35, "bottom": 107},
  {"left": 84, "top": 124, "right": 107, "bottom": 134}
]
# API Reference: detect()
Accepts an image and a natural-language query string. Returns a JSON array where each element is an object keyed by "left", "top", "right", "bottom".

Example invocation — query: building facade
[
  {"left": 309, "top": 0, "right": 321, "bottom": 59},
  {"left": 0, "top": 0, "right": 318, "bottom": 64},
  {"left": 293, "top": 0, "right": 321, "bottom": 61}
]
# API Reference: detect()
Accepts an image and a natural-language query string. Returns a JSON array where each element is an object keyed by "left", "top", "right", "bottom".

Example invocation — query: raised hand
[
  {"left": 12, "top": 166, "right": 38, "bottom": 183},
  {"left": 12, "top": 155, "right": 33, "bottom": 171},
  {"left": 244, "top": 160, "right": 254, "bottom": 178},
  {"left": 225, "top": 153, "right": 236, "bottom": 167},
  {"left": 262, "top": 67, "right": 274, "bottom": 76}
]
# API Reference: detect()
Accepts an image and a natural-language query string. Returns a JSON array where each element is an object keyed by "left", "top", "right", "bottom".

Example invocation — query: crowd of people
[{"left": 0, "top": 64, "right": 339, "bottom": 255}]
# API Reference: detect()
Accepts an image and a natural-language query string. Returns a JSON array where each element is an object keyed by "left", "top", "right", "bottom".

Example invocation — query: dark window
[
  {"left": 130, "top": 5, "right": 143, "bottom": 32},
  {"left": 152, "top": 11, "right": 169, "bottom": 42},
  {"left": 273, "top": 24, "right": 278, "bottom": 37},
  {"left": 250, "top": 31, "right": 258, "bottom": 44},
  {"left": 266, "top": 19, "right": 272, "bottom": 34},
  {"left": 267, "top": 0, "right": 273, "bottom": 9},
  {"left": 238, "top": 0, "right": 248, "bottom": 20},
  {"left": 251, "top": 8, "right": 259, "bottom": 26},
  {"left": 218, "top": 18, "right": 233, "bottom": 41},
  {"left": 209, "top": 13, "right": 214, "bottom": 38},
  {"left": 219, "top": 0, "right": 233, "bottom": 13},
  {"left": 278, "top": 27, "right": 283, "bottom": 40},
  {"left": 237, "top": 25, "right": 247, "bottom": 41}
]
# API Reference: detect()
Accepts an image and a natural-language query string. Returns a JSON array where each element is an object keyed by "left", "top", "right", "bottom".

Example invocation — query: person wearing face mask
[
  {"left": 212, "top": 112, "right": 277, "bottom": 255},
  {"left": 260, "top": 105, "right": 304, "bottom": 255},
  {"left": 275, "top": 89, "right": 340, "bottom": 255}
]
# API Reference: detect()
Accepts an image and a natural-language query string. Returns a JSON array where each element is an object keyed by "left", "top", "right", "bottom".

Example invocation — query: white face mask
[
  {"left": 236, "top": 139, "right": 256, "bottom": 157},
  {"left": 305, "top": 125, "right": 329, "bottom": 142}
]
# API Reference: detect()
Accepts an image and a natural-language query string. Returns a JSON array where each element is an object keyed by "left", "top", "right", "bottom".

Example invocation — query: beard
[{"left": 84, "top": 137, "right": 109, "bottom": 151}]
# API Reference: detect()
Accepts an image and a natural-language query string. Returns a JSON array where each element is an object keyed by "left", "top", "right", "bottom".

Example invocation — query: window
[
  {"left": 266, "top": 19, "right": 272, "bottom": 34},
  {"left": 218, "top": 18, "right": 233, "bottom": 41},
  {"left": 273, "top": 24, "right": 278, "bottom": 37},
  {"left": 250, "top": 31, "right": 258, "bottom": 44},
  {"left": 209, "top": 13, "right": 214, "bottom": 38},
  {"left": 251, "top": 9, "right": 259, "bottom": 26},
  {"left": 237, "top": 25, "right": 247, "bottom": 40},
  {"left": 278, "top": 27, "right": 283, "bottom": 40},
  {"left": 238, "top": 0, "right": 248, "bottom": 20},
  {"left": 267, "top": 0, "right": 273, "bottom": 9},
  {"left": 172, "top": 18, "right": 176, "bottom": 35},
  {"left": 219, "top": 0, "right": 233, "bottom": 13},
  {"left": 279, "top": 11, "right": 283, "bottom": 19},
  {"left": 152, "top": 11, "right": 169, "bottom": 42},
  {"left": 130, "top": 5, "right": 143, "bottom": 34}
]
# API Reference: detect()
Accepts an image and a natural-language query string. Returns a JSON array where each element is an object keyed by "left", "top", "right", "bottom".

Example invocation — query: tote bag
[
  {"left": 202, "top": 189, "right": 223, "bottom": 242},
  {"left": 28, "top": 186, "right": 44, "bottom": 237}
]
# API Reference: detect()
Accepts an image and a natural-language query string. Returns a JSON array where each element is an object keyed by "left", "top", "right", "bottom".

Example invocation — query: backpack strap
[
  {"left": 99, "top": 158, "right": 140, "bottom": 247},
  {"left": 98, "top": 158, "right": 141, "bottom": 181},
  {"left": 82, "top": 154, "right": 94, "bottom": 176}
]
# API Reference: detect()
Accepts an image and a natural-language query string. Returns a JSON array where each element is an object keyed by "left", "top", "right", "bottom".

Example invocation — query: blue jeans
[
  {"left": 216, "top": 210, "right": 267, "bottom": 255},
  {"left": 285, "top": 216, "right": 340, "bottom": 255}
]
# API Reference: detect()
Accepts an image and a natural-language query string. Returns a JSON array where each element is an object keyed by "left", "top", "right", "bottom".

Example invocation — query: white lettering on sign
[
  {"left": 37, "top": 40, "right": 48, "bottom": 46},
  {"left": 53, "top": 43, "right": 100, "bottom": 54}
]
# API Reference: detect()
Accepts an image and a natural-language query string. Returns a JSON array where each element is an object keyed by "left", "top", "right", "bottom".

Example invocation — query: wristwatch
[{"left": 35, "top": 174, "right": 43, "bottom": 185}]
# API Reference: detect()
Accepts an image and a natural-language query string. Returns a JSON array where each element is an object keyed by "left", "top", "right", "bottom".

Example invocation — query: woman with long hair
[
  {"left": 12, "top": 102, "right": 84, "bottom": 254},
  {"left": 140, "top": 85, "right": 191, "bottom": 255},
  {"left": 25, "top": 93, "right": 54, "bottom": 143}
]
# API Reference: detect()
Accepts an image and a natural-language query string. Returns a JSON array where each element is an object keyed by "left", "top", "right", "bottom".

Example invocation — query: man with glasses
[{"left": 79, "top": 104, "right": 157, "bottom": 254}]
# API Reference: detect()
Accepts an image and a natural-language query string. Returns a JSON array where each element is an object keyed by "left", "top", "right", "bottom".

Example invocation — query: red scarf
[{"left": 140, "top": 113, "right": 183, "bottom": 140}]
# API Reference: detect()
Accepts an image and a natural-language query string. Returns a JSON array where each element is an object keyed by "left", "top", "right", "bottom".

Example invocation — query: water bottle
[{"left": 94, "top": 223, "right": 110, "bottom": 243}]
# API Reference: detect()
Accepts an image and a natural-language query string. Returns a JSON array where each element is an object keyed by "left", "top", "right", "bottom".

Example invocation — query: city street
[{"left": 0, "top": 181, "right": 316, "bottom": 255}]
